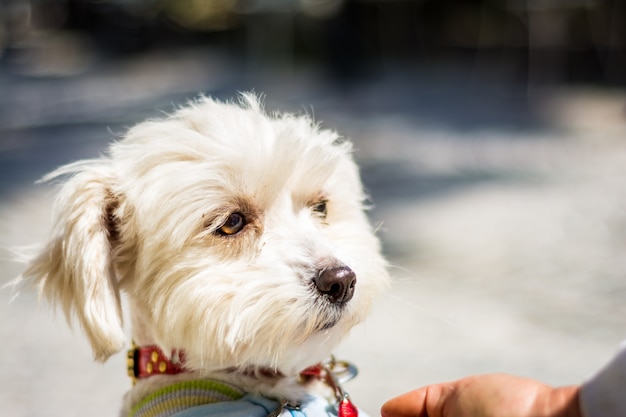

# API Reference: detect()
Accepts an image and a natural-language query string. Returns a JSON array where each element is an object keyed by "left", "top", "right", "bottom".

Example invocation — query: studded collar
[
  {"left": 127, "top": 345, "right": 186, "bottom": 382},
  {"left": 126, "top": 345, "right": 360, "bottom": 417}
]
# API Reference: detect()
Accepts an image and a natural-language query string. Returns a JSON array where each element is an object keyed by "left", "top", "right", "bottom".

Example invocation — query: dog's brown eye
[
  {"left": 312, "top": 200, "right": 328, "bottom": 219},
  {"left": 218, "top": 213, "right": 245, "bottom": 235}
]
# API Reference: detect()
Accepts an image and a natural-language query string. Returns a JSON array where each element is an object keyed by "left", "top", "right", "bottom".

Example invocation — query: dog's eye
[
  {"left": 218, "top": 213, "right": 246, "bottom": 235},
  {"left": 312, "top": 200, "right": 328, "bottom": 219}
]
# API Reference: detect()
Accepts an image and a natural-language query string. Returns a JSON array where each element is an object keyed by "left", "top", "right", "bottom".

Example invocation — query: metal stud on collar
[{"left": 127, "top": 343, "right": 138, "bottom": 385}]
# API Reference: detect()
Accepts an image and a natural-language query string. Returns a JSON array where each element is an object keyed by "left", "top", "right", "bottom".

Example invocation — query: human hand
[{"left": 380, "top": 373, "right": 581, "bottom": 417}]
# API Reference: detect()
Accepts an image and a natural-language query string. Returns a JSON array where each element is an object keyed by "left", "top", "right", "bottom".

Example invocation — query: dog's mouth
[
  {"left": 318, "top": 316, "right": 340, "bottom": 331},
  {"left": 309, "top": 296, "right": 346, "bottom": 332}
]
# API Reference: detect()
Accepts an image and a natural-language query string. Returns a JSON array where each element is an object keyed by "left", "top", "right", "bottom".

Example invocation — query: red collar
[
  {"left": 127, "top": 345, "right": 324, "bottom": 383},
  {"left": 127, "top": 345, "right": 186, "bottom": 381},
  {"left": 127, "top": 346, "right": 359, "bottom": 417}
]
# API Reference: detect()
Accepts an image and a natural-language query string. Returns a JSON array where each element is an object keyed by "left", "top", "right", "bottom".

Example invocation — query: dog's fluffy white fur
[{"left": 18, "top": 94, "right": 388, "bottom": 414}]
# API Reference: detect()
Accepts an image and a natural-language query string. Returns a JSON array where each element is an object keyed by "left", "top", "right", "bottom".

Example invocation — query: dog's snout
[{"left": 314, "top": 265, "right": 356, "bottom": 306}]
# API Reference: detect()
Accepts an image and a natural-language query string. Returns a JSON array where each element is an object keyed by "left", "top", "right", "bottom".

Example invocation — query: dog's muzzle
[{"left": 313, "top": 265, "right": 356, "bottom": 307}]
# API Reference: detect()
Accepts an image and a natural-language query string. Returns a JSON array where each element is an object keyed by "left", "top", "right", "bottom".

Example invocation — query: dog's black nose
[{"left": 314, "top": 265, "right": 356, "bottom": 306}]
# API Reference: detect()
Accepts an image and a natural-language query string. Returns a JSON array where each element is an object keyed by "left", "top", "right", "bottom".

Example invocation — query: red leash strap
[{"left": 338, "top": 397, "right": 359, "bottom": 417}]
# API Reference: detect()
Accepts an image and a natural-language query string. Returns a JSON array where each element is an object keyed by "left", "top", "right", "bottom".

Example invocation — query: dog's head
[{"left": 21, "top": 94, "right": 388, "bottom": 375}]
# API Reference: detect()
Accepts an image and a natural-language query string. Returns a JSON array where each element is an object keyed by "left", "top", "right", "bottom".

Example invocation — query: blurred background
[{"left": 1, "top": 1, "right": 626, "bottom": 416}]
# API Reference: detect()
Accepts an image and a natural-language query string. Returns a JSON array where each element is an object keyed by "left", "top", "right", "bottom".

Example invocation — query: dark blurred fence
[{"left": 1, "top": 0, "right": 625, "bottom": 84}]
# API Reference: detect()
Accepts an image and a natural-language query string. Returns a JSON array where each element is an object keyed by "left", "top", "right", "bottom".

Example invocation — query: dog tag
[
  {"left": 331, "top": 360, "right": 358, "bottom": 384},
  {"left": 323, "top": 360, "right": 359, "bottom": 417}
]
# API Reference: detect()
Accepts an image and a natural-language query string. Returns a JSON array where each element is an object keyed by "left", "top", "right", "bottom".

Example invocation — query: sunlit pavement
[{"left": 2, "top": 49, "right": 626, "bottom": 417}]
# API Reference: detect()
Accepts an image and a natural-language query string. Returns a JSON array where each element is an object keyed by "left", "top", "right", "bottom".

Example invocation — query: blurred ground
[{"left": 2, "top": 39, "right": 626, "bottom": 417}]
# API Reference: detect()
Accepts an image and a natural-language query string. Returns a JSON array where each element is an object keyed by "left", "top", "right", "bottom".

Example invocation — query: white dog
[{"left": 18, "top": 94, "right": 389, "bottom": 417}]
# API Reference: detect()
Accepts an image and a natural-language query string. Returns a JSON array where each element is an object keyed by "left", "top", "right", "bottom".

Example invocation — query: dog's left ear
[{"left": 20, "top": 162, "right": 125, "bottom": 362}]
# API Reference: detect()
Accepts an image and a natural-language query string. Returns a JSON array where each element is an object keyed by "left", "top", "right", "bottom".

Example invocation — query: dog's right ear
[{"left": 20, "top": 162, "right": 125, "bottom": 362}]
